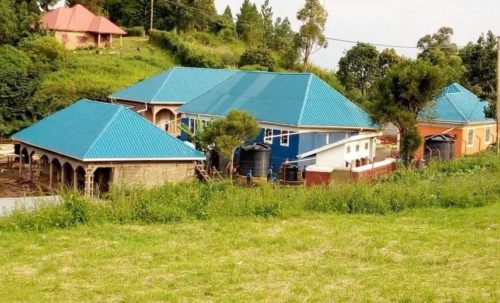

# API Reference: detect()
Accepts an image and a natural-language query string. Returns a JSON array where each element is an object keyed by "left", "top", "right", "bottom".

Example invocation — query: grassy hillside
[
  {"left": 0, "top": 204, "right": 498, "bottom": 302},
  {"left": 36, "top": 37, "right": 176, "bottom": 111}
]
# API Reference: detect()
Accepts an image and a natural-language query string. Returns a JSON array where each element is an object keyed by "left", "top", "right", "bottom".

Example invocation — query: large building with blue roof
[
  {"left": 110, "top": 67, "right": 378, "bottom": 170},
  {"left": 13, "top": 100, "right": 205, "bottom": 196},
  {"left": 415, "top": 83, "right": 497, "bottom": 159}
]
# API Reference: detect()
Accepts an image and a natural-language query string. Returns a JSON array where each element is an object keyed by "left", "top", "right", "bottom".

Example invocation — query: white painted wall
[{"left": 315, "top": 138, "right": 376, "bottom": 169}]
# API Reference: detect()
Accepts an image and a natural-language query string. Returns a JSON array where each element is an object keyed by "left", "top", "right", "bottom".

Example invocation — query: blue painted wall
[{"left": 180, "top": 117, "right": 358, "bottom": 170}]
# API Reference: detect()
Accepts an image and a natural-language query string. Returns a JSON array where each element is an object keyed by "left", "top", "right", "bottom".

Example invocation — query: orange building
[{"left": 415, "top": 83, "right": 497, "bottom": 160}]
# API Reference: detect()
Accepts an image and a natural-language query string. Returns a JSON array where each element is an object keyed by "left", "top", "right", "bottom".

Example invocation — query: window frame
[
  {"left": 189, "top": 118, "right": 197, "bottom": 134},
  {"left": 280, "top": 130, "right": 290, "bottom": 147},
  {"left": 264, "top": 128, "right": 273, "bottom": 144},
  {"left": 485, "top": 127, "right": 491, "bottom": 143},
  {"left": 346, "top": 145, "right": 351, "bottom": 154},
  {"left": 467, "top": 129, "right": 474, "bottom": 147}
]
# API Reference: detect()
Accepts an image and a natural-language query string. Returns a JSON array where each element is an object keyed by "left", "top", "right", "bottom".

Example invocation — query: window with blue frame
[{"left": 189, "top": 118, "right": 197, "bottom": 134}]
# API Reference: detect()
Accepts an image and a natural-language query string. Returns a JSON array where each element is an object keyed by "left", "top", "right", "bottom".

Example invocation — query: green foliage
[
  {"left": 459, "top": 31, "right": 498, "bottom": 118},
  {"left": 150, "top": 29, "right": 243, "bottom": 68},
  {"left": 199, "top": 109, "right": 260, "bottom": 163},
  {"left": 66, "top": 0, "right": 105, "bottom": 14},
  {"left": 370, "top": 59, "right": 448, "bottom": 163},
  {"left": 1, "top": 150, "right": 498, "bottom": 232},
  {"left": 296, "top": 0, "right": 328, "bottom": 70},
  {"left": 417, "top": 27, "right": 465, "bottom": 83},
  {"left": 0, "top": 0, "right": 40, "bottom": 45},
  {"left": 236, "top": 0, "right": 263, "bottom": 47},
  {"left": 18, "top": 35, "right": 67, "bottom": 71},
  {"left": 260, "top": 0, "right": 274, "bottom": 48},
  {"left": 239, "top": 48, "right": 275, "bottom": 71},
  {"left": 379, "top": 48, "right": 402, "bottom": 76},
  {"left": 337, "top": 43, "right": 380, "bottom": 98},
  {"left": 0, "top": 45, "right": 42, "bottom": 137},
  {"left": 124, "top": 26, "right": 146, "bottom": 37}
]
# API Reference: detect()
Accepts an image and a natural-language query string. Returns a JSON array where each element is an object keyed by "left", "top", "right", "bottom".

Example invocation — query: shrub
[
  {"left": 239, "top": 48, "right": 275, "bottom": 71},
  {"left": 124, "top": 26, "right": 145, "bottom": 37},
  {"left": 19, "top": 35, "right": 67, "bottom": 71}
]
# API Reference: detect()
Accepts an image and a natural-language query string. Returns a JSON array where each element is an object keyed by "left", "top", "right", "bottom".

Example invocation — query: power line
[{"left": 160, "top": 0, "right": 470, "bottom": 50}]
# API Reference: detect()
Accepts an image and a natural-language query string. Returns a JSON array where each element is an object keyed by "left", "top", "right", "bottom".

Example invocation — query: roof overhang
[
  {"left": 417, "top": 119, "right": 497, "bottom": 127},
  {"left": 14, "top": 139, "right": 205, "bottom": 163},
  {"left": 110, "top": 97, "right": 186, "bottom": 105},
  {"left": 182, "top": 112, "right": 379, "bottom": 132}
]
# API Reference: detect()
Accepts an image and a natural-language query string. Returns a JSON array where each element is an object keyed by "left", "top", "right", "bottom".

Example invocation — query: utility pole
[
  {"left": 150, "top": 0, "right": 154, "bottom": 31},
  {"left": 497, "top": 36, "right": 500, "bottom": 155}
]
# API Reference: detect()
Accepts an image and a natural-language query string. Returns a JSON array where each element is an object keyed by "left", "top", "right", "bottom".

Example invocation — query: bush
[
  {"left": 19, "top": 35, "right": 67, "bottom": 71},
  {"left": 239, "top": 48, "right": 276, "bottom": 71},
  {"left": 124, "top": 26, "right": 145, "bottom": 37}
]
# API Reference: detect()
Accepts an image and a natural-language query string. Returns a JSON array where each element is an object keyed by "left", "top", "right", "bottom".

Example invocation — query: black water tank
[
  {"left": 282, "top": 164, "right": 299, "bottom": 182},
  {"left": 424, "top": 134, "right": 455, "bottom": 161},
  {"left": 238, "top": 143, "right": 271, "bottom": 178}
]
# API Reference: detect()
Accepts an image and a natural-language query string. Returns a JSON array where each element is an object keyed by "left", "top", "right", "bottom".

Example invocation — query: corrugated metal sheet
[
  {"left": 420, "top": 83, "right": 493, "bottom": 123},
  {"left": 13, "top": 100, "right": 204, "bottom": 161},
  {"left": 109, "top": 67, "right": 237, "bottom": 104},
  {"left": 179, "top": 71, "right": 375, "bottom": 128}
]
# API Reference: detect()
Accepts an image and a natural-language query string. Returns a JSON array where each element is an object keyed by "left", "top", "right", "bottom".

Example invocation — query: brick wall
[
  {"left": 112, "top": 161, "right": 196, "bottom": 188},
  {"left": 54, "top": 31, "right": 96, "bottom": 50}
]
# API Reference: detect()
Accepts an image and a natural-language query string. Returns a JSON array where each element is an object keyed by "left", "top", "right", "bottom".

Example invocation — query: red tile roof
[{"left": 41, "top": 4, "right": 126, "bottom": 35}]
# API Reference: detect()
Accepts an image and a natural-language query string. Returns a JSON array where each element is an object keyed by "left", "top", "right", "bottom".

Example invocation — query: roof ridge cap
[
  {"left": 82, "top": 105, "right": 124, "bottom": 158},
  {"left": 150, "top": 68, "right": 176, "bottom": 102},
  {"left": 297, "top": 74, "right": 314, "bottom": 125}
]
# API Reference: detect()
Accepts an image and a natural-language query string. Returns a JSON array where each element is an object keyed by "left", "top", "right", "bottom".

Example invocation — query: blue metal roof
[
  {"left": 13, "top": 100, "right": 205, "bottom": 161},
  {"left": 109, "top": 67, "right": 237, "bottom": 104},
  {"left": 419, "top": 83, "right": 493, "bottom": 124},
  {"left": 178, "top": 71, "right": 375, "bottom": 128}
]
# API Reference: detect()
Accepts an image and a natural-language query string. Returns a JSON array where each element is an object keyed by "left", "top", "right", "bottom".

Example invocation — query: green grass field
[
  {"left": 0, "top": 203, "right": 498, "bottom": 302},
  {"left": 36, "top": 37, "right": 175, "bottom": 110}
]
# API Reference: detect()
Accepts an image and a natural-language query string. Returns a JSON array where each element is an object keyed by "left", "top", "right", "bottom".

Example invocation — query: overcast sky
[{"left": 215, "top": 0, "right": 500, "bottom": 70}]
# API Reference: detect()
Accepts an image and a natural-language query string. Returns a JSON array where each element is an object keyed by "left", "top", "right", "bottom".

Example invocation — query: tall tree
[
  {"left": 192, "top": 0, "right": 216, "bottom": 31},
  {"left": 222, "top": 5, "right": 233, "bottom": 21},
  {"left": 271, "top": 17, "right": 299, "bottom": 68},
  {"left": 460, "top": 31, "right": 498, "bottom": 118},
  {"left": 260, "top": 0, "right": 274, "bottom": 48},
  {"left": 379, "top": 48, "right": 402, "bottom": 77},
  {"left": 236, "top": 0, "right": 263, "bottom": 47},
  {"left": 369, "top": 59, "right": 448, "bottom": 164},
  {"left": 337, "top": 43, "right": 380, "bottom": 97},
  {"left": 296, "top": 0, "right": 328, "bottom": 71},
  {"left": 417, "top": 27, "right": 464, "bottom": 83},
  {"left": 0, "top": 0, "right": 40, "bottom": 45}
]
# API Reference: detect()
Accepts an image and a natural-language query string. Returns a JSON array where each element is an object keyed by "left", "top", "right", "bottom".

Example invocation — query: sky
[
  {"left": 55, "top": 0, "right": 500, "bottom": 70},
  {"left": 215, "top": 0, "right": 500, "bottom": 70}
]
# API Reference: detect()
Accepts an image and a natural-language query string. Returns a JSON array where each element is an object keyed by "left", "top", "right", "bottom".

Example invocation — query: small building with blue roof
[
  {"left": 416, "top": 83, "right": 497, "bottom": 159},
  {"left": 13, "top": 99, "right": 205, "bottom": 196}
]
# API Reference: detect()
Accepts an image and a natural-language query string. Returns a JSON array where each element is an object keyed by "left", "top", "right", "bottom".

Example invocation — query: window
[
  {"left": 467, "top": 129, "right": 474, "bottom": 146},
  {"left": 356, "top": 144, "right": 360, "bottom": 152},
  {"left": 189, "top": 118, "right": 197, "bottom": 134},
  {"left": 365, "top": 142, "right": 369, "bottom": 150},
  {"left": 485, "top": 128, "right": 491, "bottom": 143},
  {"left": 264, "top": 129, "right": 273, "bottom": 144},
  {"left": 280, "top": 130, "right": 289, "bottom": 146},
  {"left": 346, "top": 146, "right": 351, "bottom": 154}
]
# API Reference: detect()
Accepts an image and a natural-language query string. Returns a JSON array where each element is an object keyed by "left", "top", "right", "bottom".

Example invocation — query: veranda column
[
  {"left": 84, "top": 167, "right": 95, "bottom": 197},
  {"left": 49, "top": 161, "right": 53, "bottom": 188},
  {"left": 73, "top": 169, "right": 78, "bottom": 190},
  {"left": 61, "top": 164, "right": 65, "bottom": 189},
  {"left": 97, "top": 33, "right": 101, "bottom": 48},
  {"left": 28, "top": 153, "right": 32, "bottom": 181}
]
